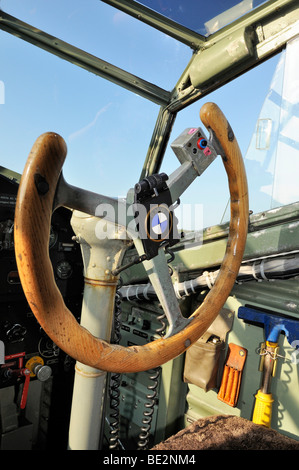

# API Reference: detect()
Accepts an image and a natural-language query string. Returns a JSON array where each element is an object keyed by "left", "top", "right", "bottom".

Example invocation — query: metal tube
[
  {"left": 68, "top": 212, "right": 129, "bottom": 450},
  {"left": 0, "top": 11, "right": 170, "bottom": 106}
]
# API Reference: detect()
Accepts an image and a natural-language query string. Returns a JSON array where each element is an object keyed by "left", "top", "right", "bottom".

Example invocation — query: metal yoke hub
[{"left": 134, "top": 172, "right": 179, "bottom": 260}]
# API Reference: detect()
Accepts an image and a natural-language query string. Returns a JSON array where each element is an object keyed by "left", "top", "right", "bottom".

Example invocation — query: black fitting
[
  {"left": 134, "top": 173, "right": 168, "bottom": 196},
  {"left": 34, "top": 173, "right": 49, "bottom": 195}
]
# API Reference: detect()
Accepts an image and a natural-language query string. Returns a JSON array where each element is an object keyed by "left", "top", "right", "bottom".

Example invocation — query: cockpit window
[
  {"left": 135, "top": 0, "right": 269, "bottom": 36},
  {"left": 160, "top": 53, "right": 281, "bottom": 229},
  {"left": 245, "top": 37, "right": 299, "bottom": 214},
  {"left": 0, "top": 0, "right": 192, "bottom": 90},
  {"left": 0, "top": 27, "right": 160, "bottom": 198}
]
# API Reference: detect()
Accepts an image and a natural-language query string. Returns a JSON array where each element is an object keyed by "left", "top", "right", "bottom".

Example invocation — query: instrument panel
[
  {"left": 0, "top": 170, "right": 84, "bottom": 449},
  {"left": 0, "top": 171, "right": 83, "bottom": 364}
]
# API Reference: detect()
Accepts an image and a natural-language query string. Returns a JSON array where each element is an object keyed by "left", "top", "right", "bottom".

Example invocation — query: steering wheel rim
[{"left": 14, "top": 102, "right": 248, "bottom": 373}]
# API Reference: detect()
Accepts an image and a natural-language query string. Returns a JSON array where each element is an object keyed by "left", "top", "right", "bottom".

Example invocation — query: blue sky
[{"left": 0, "top": 1, "right": 279, "bottom": 228}]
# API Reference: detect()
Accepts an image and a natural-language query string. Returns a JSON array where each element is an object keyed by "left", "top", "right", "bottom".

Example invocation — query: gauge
[
  {"left": 49, "top": 226, "right": 58, "bottom": 248},
  {"left": 56, "top": 260, "right": 73, "bottom": 279}
]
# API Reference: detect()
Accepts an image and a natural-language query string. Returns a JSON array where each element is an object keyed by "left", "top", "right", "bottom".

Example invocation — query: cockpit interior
[{"left": 0, "top": 0, "right": 299, "bottom": 454}]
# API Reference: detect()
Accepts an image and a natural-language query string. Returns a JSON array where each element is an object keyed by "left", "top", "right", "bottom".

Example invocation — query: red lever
[
  {"left": 20, "top": 368, "right": 31, "bottom": 409},
  {"left": 6, "top": 368, "right": 31, "bottom": 409}
]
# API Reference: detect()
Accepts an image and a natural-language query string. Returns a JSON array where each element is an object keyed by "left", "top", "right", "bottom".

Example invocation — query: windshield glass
[
  {"left": 244, "top": 36, "right": 299, "bottom": 214},
  {"left": 0, "top": 27, "right": 160, "bottom": 198},
  {"left": 135, "top": 0, "right": 269, "bottom": 36}
]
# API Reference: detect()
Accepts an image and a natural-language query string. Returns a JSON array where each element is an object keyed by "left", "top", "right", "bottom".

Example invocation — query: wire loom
[{"left": 119, "top": 251, "right": 299, "bottom": 300}]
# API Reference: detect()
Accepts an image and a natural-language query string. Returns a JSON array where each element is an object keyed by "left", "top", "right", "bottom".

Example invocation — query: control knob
[
  {"left": 33, "top": 363, "right": 52, "bottom": 382},
  {"left": 25, "top": 356, "right": 52, "bottom": 382}
]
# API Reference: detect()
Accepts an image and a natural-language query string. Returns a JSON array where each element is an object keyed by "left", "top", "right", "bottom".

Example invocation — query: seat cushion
[{"left": 152, "top": 415, "right": 299, "bottom": 450}]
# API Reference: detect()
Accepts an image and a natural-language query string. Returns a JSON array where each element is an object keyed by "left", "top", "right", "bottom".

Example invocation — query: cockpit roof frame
[{"left": 0, "top": 1, "right": 298, "bottom": 104}]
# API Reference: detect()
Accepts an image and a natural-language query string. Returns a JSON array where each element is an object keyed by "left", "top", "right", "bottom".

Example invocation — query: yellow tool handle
[{"left": 252, "top": 390, "right": 274, "bottom": 428}]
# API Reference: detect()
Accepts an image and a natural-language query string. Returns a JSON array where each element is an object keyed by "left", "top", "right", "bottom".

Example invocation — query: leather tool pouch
[
  {"left": 217, "top": 343, "right": 247, "bottom": 407},
  {"left": 183, "top": 308, "right": 234, "bottom": 392}
]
